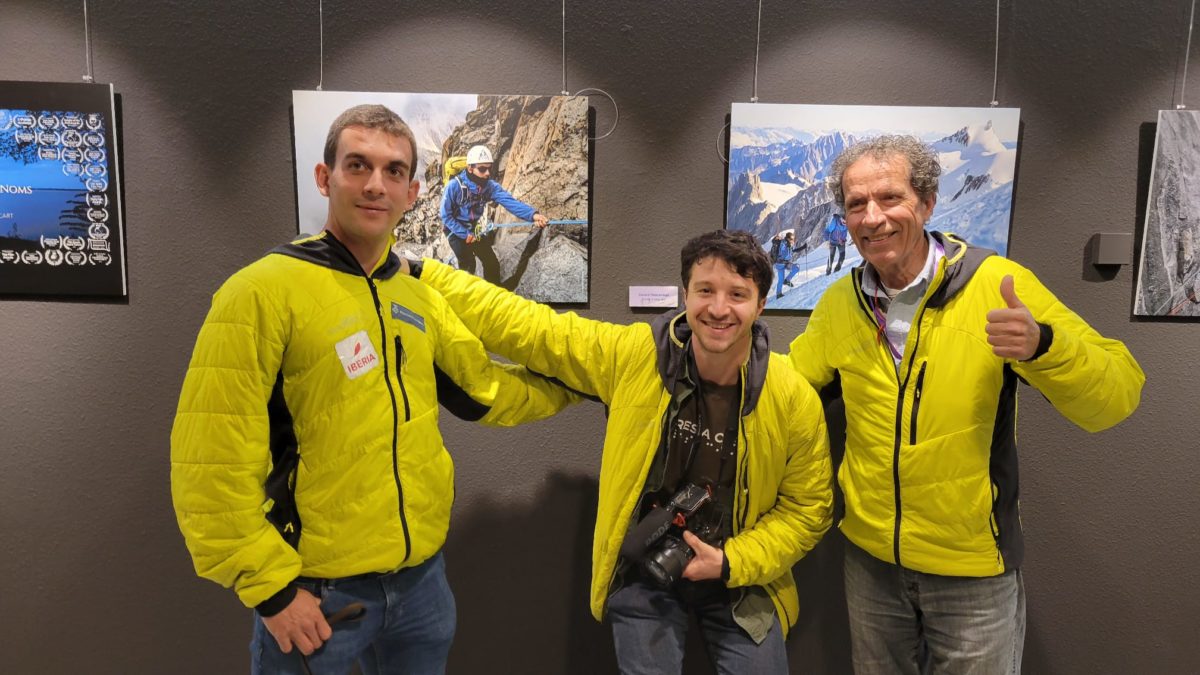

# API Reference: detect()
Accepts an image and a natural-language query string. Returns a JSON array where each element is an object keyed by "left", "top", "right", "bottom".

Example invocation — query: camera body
[{"left": 622, "top": 483, "right": 723, "bottom": 587}]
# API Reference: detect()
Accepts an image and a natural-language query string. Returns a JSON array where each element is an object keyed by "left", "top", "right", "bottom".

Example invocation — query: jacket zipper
[
  {"left": 909, "top": 362, "right": 927, "bottom": 445},
  {"left": 393, "top": 336, "right": 412, "bottom": 422},
  {"left": 854, "top": 270, "right": 935, "bottom": 568},
  {"left": 735, "top": 366, "right": 751, "bottom": 533},
  {"left": 368, "top": 278, "right": 412, "bottom": 563}
]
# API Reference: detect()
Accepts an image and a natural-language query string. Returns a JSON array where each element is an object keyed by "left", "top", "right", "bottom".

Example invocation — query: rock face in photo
[
  {"left": 1136, "top": 110, "right": 1200, "bottom": 317},
  {"left": 395, "top": 94, "right": 590, "bottom": 303}
]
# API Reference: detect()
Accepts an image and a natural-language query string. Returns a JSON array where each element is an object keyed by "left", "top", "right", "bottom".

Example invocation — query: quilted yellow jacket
[
  {"left": 789, "top": 232, "right": 1144, "bottom": 576},
  {"left": 419, "top": 259, "right": 833, "bottom": 640},
  {"left": 171, "top": 232, "right": 575, "bottom": 611}
]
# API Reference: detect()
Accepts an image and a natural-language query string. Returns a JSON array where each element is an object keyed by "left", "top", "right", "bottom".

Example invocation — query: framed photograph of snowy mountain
[
  {"left": 725, "top": 102, "right": 1021, "bottom": 311},
  {"left": 292, "top": 90, "right": 590, "bottom": 304},
  {"left": 1134, "top": 110, "right": 1200, "bottom": 317}
]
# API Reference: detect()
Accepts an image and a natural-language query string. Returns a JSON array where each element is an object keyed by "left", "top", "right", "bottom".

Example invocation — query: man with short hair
[
  {"left": 440, "top": 144, "right": 549, "bottom": 285},
  {"left": 402, "top": 228, "right": 833, "bottom": 673},
  {"left": 788, "top": 134, "right": 1145, "bottom": 674},
  {"left": 171, "top": 104, "right": 575, "bottom": 675}
]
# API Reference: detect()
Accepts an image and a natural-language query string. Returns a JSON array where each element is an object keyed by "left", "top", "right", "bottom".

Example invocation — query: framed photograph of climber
[
  {"left": 725, "top": 102, "right": 1021, "bottom": 311},
  {"left": 292, "top": 90, "right": 591, "bottom": 304},
  {"left": 1134, "top": 109, "right": 1200, "bottom": 317}
]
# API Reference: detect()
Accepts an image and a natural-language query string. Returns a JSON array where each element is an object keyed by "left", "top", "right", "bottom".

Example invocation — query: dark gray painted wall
[{"left": 0, "top": 1, "right": 1194, "bottom": 673}]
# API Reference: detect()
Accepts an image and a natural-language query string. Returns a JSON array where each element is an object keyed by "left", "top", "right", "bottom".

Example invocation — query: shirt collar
[{"left": 861, "top": 231, "right": 945, "bottom": 298}]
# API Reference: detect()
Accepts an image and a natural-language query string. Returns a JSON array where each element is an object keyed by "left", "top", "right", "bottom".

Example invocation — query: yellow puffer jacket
[
  {"left": 171, "top": 232, "right": 575, "bottom": 610},
  {"left": 789, "top": 232, "right": 1144, "bottom": 576},
  {"left": 420, "top": 259, "right": 833, "bottom": 640}
]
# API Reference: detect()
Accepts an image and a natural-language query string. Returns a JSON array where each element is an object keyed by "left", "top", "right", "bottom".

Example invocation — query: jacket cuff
[
  {"left": 721, "top": 554, "right": 731, "bottom": 582},
  {"left": 255, "top": 582, "right": 297, "bottom": 618},
  {"left": 1023, "top": 322, "right": 1054, "bottom": 362}
]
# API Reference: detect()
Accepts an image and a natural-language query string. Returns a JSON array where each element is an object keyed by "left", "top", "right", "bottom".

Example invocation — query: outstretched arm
[
  {"left": 488, "top": 181, "right": 538, "bottom": 222},
  {"left": 415, "top": 258, "right": 644, "bottom": 404},
  {"left": 428, "top": 289, "right": 582, "bottom": 426}
]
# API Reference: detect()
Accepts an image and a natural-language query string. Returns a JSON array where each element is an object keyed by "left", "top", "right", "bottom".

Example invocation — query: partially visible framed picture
[
  {"left": 0, "top": 80, "right": 125, "bottom": 298},
  {"left": 1135, "top": 110, "right": 1200, "bottom": 317}
]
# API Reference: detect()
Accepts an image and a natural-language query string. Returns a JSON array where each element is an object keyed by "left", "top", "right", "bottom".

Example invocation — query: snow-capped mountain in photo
[
  {"left": 928, "top": 122, "right": 1017, "bottom": 255},
  {"left": 730, "top": 126, "right": 816, "bottom": 150}
]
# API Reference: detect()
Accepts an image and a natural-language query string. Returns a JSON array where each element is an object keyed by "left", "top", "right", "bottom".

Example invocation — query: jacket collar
[
  {"left": 456, "top": 169, "right": 489, "bottom": 196},
  {"left": 849, "top": 230, "right": 995, "bottom": 309},
  {"left": 650, "top": 307, "right": 770, "bottom": 417},
  {"left": 924, "top": 231, "right": 994, "bottom": 308},
  {"left": 270, "top": 230, "right": 402, "bottom": 279}
]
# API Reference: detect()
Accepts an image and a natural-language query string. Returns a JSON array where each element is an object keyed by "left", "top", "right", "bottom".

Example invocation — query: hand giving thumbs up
[{"left": 985, "top": 275, "right": 1042, "bottom": 360}]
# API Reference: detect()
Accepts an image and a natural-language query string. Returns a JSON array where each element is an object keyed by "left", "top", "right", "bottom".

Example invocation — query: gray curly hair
[{"left": 827, "top": 135, "right": 941, "bottom": 208}]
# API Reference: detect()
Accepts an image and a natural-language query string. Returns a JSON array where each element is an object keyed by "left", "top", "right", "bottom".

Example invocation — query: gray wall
[{"left": 1, "top": 1, "right": 1195, "bottom": 673}]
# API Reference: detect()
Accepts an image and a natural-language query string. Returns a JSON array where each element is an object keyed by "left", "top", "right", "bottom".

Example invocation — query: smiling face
[
  {"left": 841, "top": 153, "right": 935, "bottom": 288},
  {"left": 684, "top": 256, "right": 765, "bottom": 383},
  {"left": 315, "top": 125, "right": 420, "bottom": 252}
]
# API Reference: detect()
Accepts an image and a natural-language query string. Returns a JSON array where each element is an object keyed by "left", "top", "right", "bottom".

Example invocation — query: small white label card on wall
[{"left": 629, "top": 285, "right": 679, "bottom": 308}]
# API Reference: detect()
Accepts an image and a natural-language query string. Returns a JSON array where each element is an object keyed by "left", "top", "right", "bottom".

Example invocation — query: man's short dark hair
[
  {"left": 323, "top": 104, "right": 419, "bottom": 180},
  {"left": 680, "top": 230, "right": 772, "bottom": 301}
]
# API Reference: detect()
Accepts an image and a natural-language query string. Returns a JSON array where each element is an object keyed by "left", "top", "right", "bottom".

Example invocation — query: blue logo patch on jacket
[{"left": 391, "top": 302, "right": 426, "bottom": 332}]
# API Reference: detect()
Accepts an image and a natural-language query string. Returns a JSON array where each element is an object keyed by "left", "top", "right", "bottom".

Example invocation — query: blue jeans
[
  {"left": 774, "top": 263, "right": 797, "bottom": 296},
  {"left": 251, "top": 552, "right": 456, "bottom": 675},
  {"left": 607, "top": 578, "right": 788, "bottom": 675},
  {"left": 844, "top": 543, "right": 1025, "bottom": 675}
]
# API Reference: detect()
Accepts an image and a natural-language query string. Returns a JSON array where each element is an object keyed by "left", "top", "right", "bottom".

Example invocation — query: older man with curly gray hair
[{"left": 789, "top": 134, "right": 1144, "bottom": 674}]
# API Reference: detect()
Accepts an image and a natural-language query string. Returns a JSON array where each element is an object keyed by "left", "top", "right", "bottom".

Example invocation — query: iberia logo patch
[{"left": 334, "top": 330, "right": 380, "bottom": 380}]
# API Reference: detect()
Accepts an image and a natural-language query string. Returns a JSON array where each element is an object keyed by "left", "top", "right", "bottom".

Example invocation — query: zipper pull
[{"left": 394, "top": 335, "right": 406, "bottom": 370}]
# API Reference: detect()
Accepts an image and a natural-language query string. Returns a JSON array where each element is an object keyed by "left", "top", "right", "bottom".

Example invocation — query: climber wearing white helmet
[{"left": 440, "top": 144, "right": 549, "bottom": 284}]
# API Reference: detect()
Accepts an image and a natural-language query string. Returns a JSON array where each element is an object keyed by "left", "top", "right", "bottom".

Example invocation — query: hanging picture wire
[
  {"left": 574, "top": 88, "right": 619, "bottom": 140},
  {"left": 316, "top": 0, "right": 325, "bottom": 90},
  {"left": 82, "top": 0, "right": 94, "bottom": 83},
  {"left": 562, "top": 0, "right": 569, "bottom": 95},
  {"left": 718, "top": 0, "right": 766, "bottom": 162},
  {"left": 716, "top": 122, "right": 730, "bottom": 163},
  {"left": 1179, "top": 0, "right": 1197, "bottom": 109},
  {"left": 990, "top": 0, "right": 1001, "bottom": 106},
  {"left": 751, "top": 0, "right": 763, "bottom": 103},
  {"left": 560, "top": 1, "right": 617, "bottom": 139}
]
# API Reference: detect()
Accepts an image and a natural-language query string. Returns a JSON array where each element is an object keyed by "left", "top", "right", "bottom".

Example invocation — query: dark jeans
[
  {"left": 447, "top": 232, "right": 501, "bottom": 284},
  {"left": 251, "top": 552, "right": 456, "bottom": 675},
  {"left": 607, "top": 578, "right": 788, "bottom": 675},
  {"left": 844, "top": 543, "right": 1025, "bottom": 675},
  {"left": 827, "top": 242, "right": 846, "bottom": 274}
]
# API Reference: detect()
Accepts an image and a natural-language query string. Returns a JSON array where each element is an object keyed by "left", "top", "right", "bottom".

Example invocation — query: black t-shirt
[{"left": 657, "top": 377, "right": 739, "bottom": 538}]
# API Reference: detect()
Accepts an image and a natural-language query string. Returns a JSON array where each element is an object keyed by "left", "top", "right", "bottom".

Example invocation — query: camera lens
[{"left": 642, "top": 535, "right": 695, "bottom": 586}]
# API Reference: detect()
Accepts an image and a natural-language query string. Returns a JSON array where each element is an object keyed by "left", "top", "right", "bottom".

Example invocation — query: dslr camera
[{"left": 621, "top": 483, "right": 723, "bottom": 587}]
